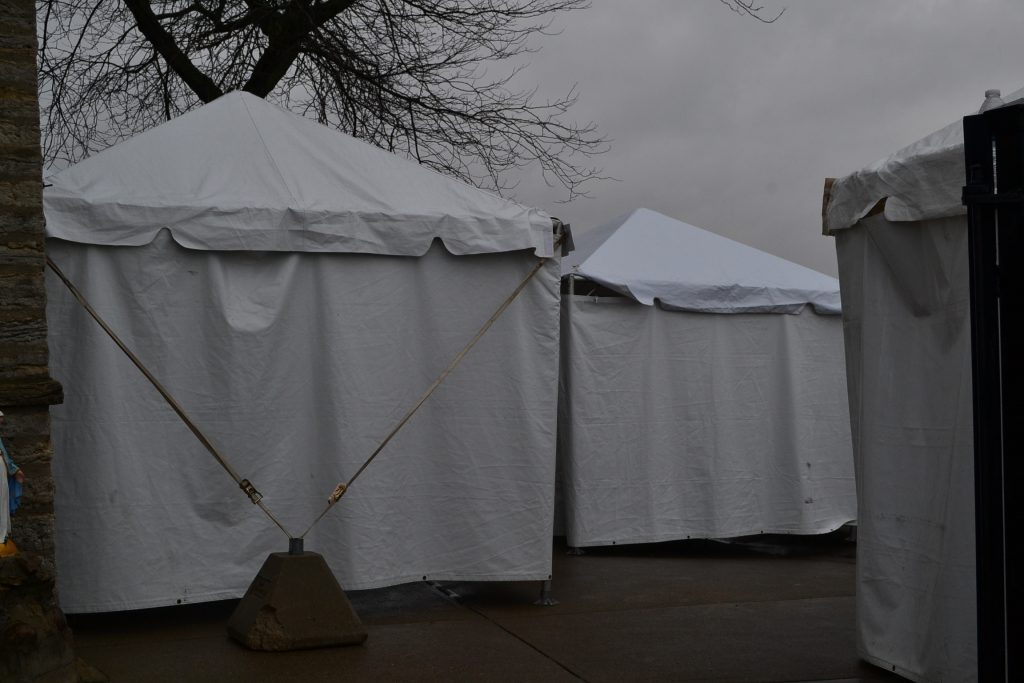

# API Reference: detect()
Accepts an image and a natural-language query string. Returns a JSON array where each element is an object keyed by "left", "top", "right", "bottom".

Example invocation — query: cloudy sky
[{"left": 506, "top": 0, "right": 1024, "bottom": 276}]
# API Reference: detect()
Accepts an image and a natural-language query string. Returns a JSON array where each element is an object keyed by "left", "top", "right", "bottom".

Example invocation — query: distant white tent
[
  {"left": 45, "top": 92, "right": 562, "bottom": 613},
  {"left": 820, "top": 88, "right": 1020, "bottom": 680},
  {"left": 565, "top": 207, "right": 842, "bottom": 314},
  {"left": 559, "top": 208, "right": 855, "bottom": 548}
]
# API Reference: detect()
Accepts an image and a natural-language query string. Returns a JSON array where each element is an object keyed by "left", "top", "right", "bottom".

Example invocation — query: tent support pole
[
  {"left": 963, "top": 103, "right": 1024, "bottom": 682},
  {"left": 534, "top": 579, "right": 558, "bottom": 606}
]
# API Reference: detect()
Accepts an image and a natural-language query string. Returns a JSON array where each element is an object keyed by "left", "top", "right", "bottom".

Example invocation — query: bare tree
[
  {"left": 37, "top": 1, "right": 782, "bottom": 198},
  {"left": 39, "top": 0, "right": 602, "bottom": 197}
]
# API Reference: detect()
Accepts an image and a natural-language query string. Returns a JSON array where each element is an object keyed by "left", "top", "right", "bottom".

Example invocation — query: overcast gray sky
[{"left": 507, "top": 0, "right": 1024, "bottom": 276}]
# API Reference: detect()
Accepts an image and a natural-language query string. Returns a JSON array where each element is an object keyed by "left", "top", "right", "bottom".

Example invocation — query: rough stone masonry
[{"left": 1, "top": 0, "right": 78, "bottom": 680}]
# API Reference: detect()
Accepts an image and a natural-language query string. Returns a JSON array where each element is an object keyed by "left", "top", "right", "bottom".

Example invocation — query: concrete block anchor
[{"left": 228, "top": 541, "right": 367, "bottom": 651}]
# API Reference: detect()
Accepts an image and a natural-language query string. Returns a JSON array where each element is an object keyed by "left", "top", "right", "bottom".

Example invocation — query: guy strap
[
  {"left": 46, "top": 256, "right": 294, "bottom": 539},
  {"left": 299, "top": 232, "right": 566, "bottom": 538},
  {"left": 47, "top": 225, "right": 565, "bottom": 543}
]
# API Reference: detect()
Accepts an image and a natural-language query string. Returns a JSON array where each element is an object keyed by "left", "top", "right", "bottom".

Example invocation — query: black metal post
[{"left": 963, "top": 102, "right": 1024, "bottom": 682}]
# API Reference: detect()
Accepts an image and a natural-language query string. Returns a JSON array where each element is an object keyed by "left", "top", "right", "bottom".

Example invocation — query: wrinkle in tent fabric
[
  {"left": 43, "top": 94, "right": 561, "bottom": 613},
  {"left": 559, "top": 209, "right": 854, "bottom": 548}
]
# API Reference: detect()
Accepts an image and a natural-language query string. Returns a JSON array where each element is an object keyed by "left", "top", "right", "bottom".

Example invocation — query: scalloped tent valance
[
  {"left": 824, "top": 84, "right": 1024, "bottom": 234},
  {"left": 564, "top": 208, "right": 841, "bottom": 314},
  {"left": 43, "top": 91, "right": 553, "bottom": 258}
]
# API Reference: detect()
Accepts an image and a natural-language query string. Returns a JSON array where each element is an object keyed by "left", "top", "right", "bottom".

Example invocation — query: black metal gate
[{"left": 963, "top": 103, "right": 1023, "bottom": 682}]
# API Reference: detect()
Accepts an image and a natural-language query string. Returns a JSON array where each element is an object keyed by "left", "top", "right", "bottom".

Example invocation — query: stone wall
[
  {"left": 1, "top": 0, "right": 78, "bottom": 680},
  {"left": 0, "top": 0, "right": 63, "bottom": 563}
]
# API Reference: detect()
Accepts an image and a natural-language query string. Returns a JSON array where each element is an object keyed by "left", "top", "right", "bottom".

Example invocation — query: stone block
[{"left": 0, "top": 553, "right": 76, "bottom": 682}]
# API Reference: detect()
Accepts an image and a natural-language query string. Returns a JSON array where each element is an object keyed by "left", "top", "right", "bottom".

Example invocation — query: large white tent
[
  {"left": 820, "top": 88, "right": 1020, "bottom": 680},
  {"left": 558, "top": 208, "right": 855, "bottom": 548},
  {"left": 44, "top": 92, "right": 562, "bottom": 613}
]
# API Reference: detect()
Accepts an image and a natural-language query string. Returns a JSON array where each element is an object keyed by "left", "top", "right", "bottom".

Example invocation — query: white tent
[
  {"left": 558, "top": 208, "right": 855, "bottom": 548},
  {"left": 44, "top": 92, "right": 562, "bottom": 613},
  {"left": 820, "top": 88, "right": 1019, "bottom": 680}
]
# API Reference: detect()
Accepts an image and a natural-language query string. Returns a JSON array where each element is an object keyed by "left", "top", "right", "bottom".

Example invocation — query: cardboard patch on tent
[{"left": 227, "top": 551, "right": 367, "bottom": 651}]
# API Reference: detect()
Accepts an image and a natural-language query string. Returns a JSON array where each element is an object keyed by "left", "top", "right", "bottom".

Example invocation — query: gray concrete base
[{"left": 227, "top": 551, "right": 367, "bottom": 651}]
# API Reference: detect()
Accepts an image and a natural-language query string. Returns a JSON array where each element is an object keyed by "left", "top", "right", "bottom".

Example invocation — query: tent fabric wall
[
  {"left": 833, "top": 213, "right": 976, "bottom": 682},
  {"left": 558, "top": 293, "right": 855, "bottom": 548},
  {"left": 823, "top": 88, "right": 996, "bottom": 678},
  {"left": 47, "top": 234, "right": 561, "bottom": 613}
]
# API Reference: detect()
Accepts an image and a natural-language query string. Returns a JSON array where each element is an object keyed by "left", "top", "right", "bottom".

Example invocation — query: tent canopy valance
[
  {"left": 824, "top": 86, "right": 1024, "bottom": 234},
  {"left": 563, "top": 208, "right": 841, "bottom": 315},
  {"left": 44, "top": 91, "right": 554, "bottom": 258}
]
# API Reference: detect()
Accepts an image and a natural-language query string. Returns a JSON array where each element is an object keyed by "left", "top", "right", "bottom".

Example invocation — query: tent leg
[{"left": 534, "top": 579, "right": 558, "bottom": 606}]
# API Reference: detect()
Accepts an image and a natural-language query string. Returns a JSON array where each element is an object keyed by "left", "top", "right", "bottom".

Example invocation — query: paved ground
[{"left": 68, "top": 533, "right": 905, "bottom": 682}]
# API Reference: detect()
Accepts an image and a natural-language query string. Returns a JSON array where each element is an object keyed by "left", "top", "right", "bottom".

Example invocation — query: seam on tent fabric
[{"left": 239, "top": 96, "right": 303, "bottom": 210}]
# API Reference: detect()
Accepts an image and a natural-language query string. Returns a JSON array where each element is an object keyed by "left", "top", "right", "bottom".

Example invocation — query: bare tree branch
[
  {"left": 36, "top": 1, "right": 776, "bottom": 197},
  {"left": 39, "top": 0, "right": 615, "bottom": 198},
  {"left": 122, "top": 0, "right": 224, "bottom": 101},
  {"left": 242, "top": 0, "right": 360, "bottom": 96},
  {"left": 718, "top": 0, "right": 785, "bottom": 23}
]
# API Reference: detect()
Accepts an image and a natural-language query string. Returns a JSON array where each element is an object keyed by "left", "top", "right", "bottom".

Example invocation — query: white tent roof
[
  {"left": 825, "top": 85, "right": 1024, "bottom": 233},
  {"left": 564, "top": 208, "right": 841, "bottom": 314},
  {"left": 43, "top": 92, "right": 553, "bottom": 257}
]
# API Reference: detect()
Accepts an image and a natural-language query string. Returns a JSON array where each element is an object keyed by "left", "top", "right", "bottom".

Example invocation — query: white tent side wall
[
  {"left": 558, "top": 294, "right": 855, "bottom": 547},
  {"left": 831, "top": 213, "right": 976, "bottom": 682},
  {"left": 822, "top": 91, "right": 1005, "bottom": 679},
  {"left": 47, "top": 235, "right": 561, "bottom": 613}
]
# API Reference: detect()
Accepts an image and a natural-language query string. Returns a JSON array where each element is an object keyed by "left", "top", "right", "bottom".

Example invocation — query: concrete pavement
[{"left": 67, "top": 533, "right": 904, "bottom": 682}]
